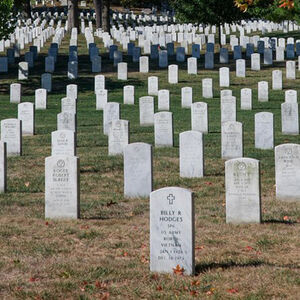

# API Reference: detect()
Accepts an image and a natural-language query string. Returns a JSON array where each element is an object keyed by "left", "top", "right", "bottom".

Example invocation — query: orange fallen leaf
[
  {"left": 123, "top": 252, "right": 129, "bottom": 257},
  {"left": 156, "top": 285, "right": 163, "bottom": 291},
  {"left": 191, "top": 280, "right": 200, "bottom": 286},
  {"left": 283, "top": 216, "right": 290, "bottom": 221},
  {"left": 29, "top": 277, "right": 39, "bottom": 282},
  {"left": 141, "top": 255, "right": 148, "bottom": 264},
  {"left": 173, "top": 264, "right": 184, "bottom": 275},
  {"left": 227, "top": 288, "right": 238, "bottom": 294},
  {"left": 206, "top": 290, "right": 213, "bottom": 295},
  {"left": 80, "top": 225, "right": 89, "bottom": 229},
  {"left": 204, "top": 181, "right": 213, "bottom": 185},
  {"left": 195, "top": 246, "right": 204, "bottom": 250},
  {"left": 25, "top": 182, "right": 30, "bottom": 187},
  {"left": 245, "top": 246, "right": 254, "bottom": 251}
]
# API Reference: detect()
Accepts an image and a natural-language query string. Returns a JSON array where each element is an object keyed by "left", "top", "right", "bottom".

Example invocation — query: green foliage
[
  {"left": 246, "top": 0, "right": 296, "bottom": 22},
  {"left": 119, "top": 0, "right": 165, "bottom": 8},
  {"left": 171, "top": 0, "right": 245, "bottom": 26},
  {"left": 293, "top": 0, "right": 300, "bottom": 23},
  {"left": 120, "top": 0, "right": 139, "bottom": 8},
  {"left": 0, "top": 0, "right": 15, "bottom": 40}
]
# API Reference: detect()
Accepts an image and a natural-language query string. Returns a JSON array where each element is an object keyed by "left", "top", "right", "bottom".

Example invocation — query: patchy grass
[{"left": 0, "top": 28, "right": 299, "bottom": 299}]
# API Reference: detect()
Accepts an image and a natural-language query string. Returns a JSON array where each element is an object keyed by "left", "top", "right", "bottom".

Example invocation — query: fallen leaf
[
  {"left": 173, "top": 264, "right": 184, "bottom": 275},
  {"left": 245, "top": 246, "right": 254, "bottom": 251},
  {"left": 204, "top": 181, "right": 213, "bottom": 185},
  {"left": 191, "top": 280, "right": 200, "bottom": 286},
  {"left": 227, "top": 288, "right": 238, "bottom": 294},
  {"left": 150, "top": 274, "right": 159, "bottom": 281},
  {"left": 25, "top": 182, "right": 30, "bottom": 187},
  {"left": 141, "top": 255, "right": 148, "bottom": 264},
  {"left": 206, "top": 290, "right": 213, "bottom": 295},
  {"left": 123, "top": 251, "right": 129, "bottom": 257},
  {"left": 45, "top": 222, "right": 49, "bottom": 226},
  {"left": 80, "top": 225, "right": 89, "bottom": 229},
  {"left": 195, "top": 246, "right": 204, "bottom": 250},
  {"left": 156, "top": 285, "right": 163, "bottom": 291},
  {"left": 29, "top": 277, "right": 39, "bottom": 282},
  {"left": 190, "top": 290, "right": 198, "bottom": 296},
  {"left": 283, "top": 216, "right": 290, "bottom": 221}
]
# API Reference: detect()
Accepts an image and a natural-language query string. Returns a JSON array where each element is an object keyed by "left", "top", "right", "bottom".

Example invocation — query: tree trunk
[
  {"left": 93, "top": 0, "right": 102, "bottom": 29},
  {"left": 25, "top": 0, "right": 31, "bottom": 19},
  {"left": 102, "top": 0, "right": 110, "bottom": 32},
  {"left": 218, "top": 24, "right": 222, "bottom": 47},
  {"left": 68, "top": 0, "right": 79, "bottom": 30}
]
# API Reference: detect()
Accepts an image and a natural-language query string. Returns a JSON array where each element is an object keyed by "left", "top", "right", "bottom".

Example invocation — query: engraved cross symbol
[{"left": 167, "top": 194, "right": 175, "bottom": 205}]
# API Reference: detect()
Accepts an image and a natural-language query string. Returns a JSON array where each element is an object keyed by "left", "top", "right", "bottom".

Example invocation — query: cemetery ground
[{"left": 0, "top": 31, "right": 300, "bottom": 299}]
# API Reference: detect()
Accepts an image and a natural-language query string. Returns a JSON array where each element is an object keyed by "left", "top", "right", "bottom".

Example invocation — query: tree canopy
[
  {"left": 0, "top": 0, "right": 16, "bottom": 41},
  {"left": 234, "top": 0, "right": 297, "bottom": 22},
  {"left": 171, "top": 0, "right": 245, "bottom": 26}
]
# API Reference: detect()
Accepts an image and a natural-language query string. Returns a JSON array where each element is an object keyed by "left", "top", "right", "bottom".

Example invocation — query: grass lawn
[{"left": 0, "top": 28, "right": 299, "bottom": 299}]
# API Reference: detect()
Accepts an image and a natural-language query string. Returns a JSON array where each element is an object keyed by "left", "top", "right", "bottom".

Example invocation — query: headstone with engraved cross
[{"left": 150, "top": 187, "right": 195, "bottom": 275}]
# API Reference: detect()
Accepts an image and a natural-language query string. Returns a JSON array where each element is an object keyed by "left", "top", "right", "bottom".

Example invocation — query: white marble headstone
[
  {"left": 221, "top": 121, "right": 243, "bottom": 159},
  {"left": 18, "top": 102, "right": 35, "bottom": 136},
  {"left": 124, "top": 142, "right": 152, "bottom": 198},
  {"left": 108, "top": 119, "right": 129, "bottom": 156},
  {"left": 45, "top": 155, "right": 80, "bottom": 219},
  {"left": 154, "top": 112, "right": 173, "bottom": 147},
  {"left": 255, "top": 112, "right": 274, "bottom": 149},
  {"left": 51, "top": 130, "right": 76, "bottom": 156},
  {"left": 180, "top": 131, "right": 203, "bottom": 178},
  {"left": 275, "top": 143, "right": 300, "bottom": 202},
  {"left": 150, "top": 187, "right": 194, "bottom": 275},
  {"left": 226, "top": 158, "right": 261, "bottom": 223},
  {"left": 139, "top": 96, "right": 154, "bottom": 126},
  {"left": 191, "top": 102, "right": 208, "bottom": 133},
  {"left": 0, "top": 119, "right": 22, "bottom": 156}
]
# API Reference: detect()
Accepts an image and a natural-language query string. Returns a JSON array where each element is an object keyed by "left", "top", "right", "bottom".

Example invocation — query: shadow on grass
[
  {"left": 263, "top": 219, "right": 296, "bottom": 225},
  {"left": 195, "top": 258, "right": 300, "bottom": 275},
  {"left": 195, "top": 259, "right": 264, "bottom": 275}
]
